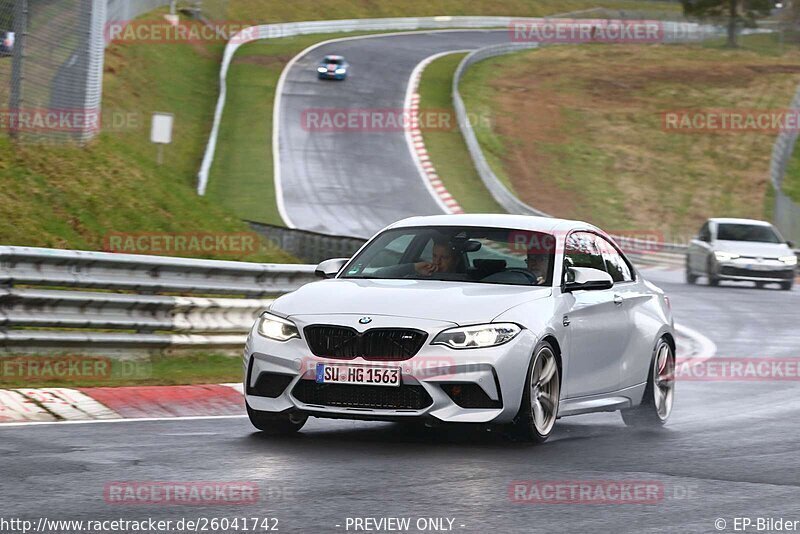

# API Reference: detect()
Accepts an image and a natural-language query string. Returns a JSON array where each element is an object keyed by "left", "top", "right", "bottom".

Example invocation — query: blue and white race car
[{"left": 317, "top": 55, "right": 348, "bottom": 80}]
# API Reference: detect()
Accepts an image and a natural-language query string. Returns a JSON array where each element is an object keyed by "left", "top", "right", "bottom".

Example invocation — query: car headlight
[
  {"left": 317, "top": 67, "right": 327, "bottom": 73},
  {"left": 432, "top": 323, "right": 521, "bottom": 349},
  {"left": 780, "top": 255, "right": 798, "bottom": 266},
  {"left": 714, "top": 251, "right": 739, "bottom": 262},
  {"left": 256, "top": 312, "right": 300, "bottom": 342},
  {"left": 335, "top": 68, "right": 346, "bottom": 74}
]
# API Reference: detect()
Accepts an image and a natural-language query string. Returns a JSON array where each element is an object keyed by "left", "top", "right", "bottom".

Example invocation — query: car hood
[
  {"left": 714, "top": 240, "right": 793, "bottom": 258},
  {"left": 271, "top": 278, "right": 551, "bottom": 325}
]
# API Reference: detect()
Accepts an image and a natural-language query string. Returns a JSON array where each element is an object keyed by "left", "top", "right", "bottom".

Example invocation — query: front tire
[
  {"left": 707, "top": 259, "right": 719, "bottom": 287},
  {"left": 247, "top": 404, "right": 307, "bottom": 435},
  {"left": 685, "top": 259, "right": 697, "bottom": 285},
  {"left": 621, "top": 337, "right": 675, "bottom": 427},
  {"left": 510, "top": 341, "right": 560, "bottom": 443},
  {"left": 781, "top": 280, "right": 794, "bottom": 291}
]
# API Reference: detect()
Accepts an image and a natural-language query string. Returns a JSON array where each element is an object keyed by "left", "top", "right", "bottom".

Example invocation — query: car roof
[
  {"left": 386, "top": 214, "right": 596, "bottom": 235},
  {"left": 323, "top": 55, "right": 344, "bottom": 60},
  {"left": 708, "top": 217, "right": 772, "bottom": 226}
]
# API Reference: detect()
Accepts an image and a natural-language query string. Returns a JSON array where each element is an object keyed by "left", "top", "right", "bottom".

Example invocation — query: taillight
[{"left": 664, "top": 296, "right": 671, "bottom": 311}]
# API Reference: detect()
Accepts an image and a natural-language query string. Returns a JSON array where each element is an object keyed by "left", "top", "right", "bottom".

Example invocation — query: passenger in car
[{"left": 525, "top": 252, "right": 550, "bottom": 285}]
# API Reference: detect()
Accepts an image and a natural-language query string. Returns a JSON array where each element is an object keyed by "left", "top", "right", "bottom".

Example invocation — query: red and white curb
[
  {"left": 404, "top": 51, "right": 470, "bottom": 215},
  {"left": 0, "top": 383, "right": 244, "bottom": 424}
]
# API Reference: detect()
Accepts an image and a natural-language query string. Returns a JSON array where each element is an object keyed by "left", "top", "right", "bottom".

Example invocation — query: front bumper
[
  {"left": 713, "top": 259, "right": 795, "bottom": 283},
  {"left": 243, "top": 316, "right": 537, "bottom": 425},
  {"left": 318, "top": 71, "right": 346, "bottom": 80}
]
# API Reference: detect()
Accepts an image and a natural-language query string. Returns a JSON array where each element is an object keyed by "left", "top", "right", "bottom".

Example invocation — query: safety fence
[{"left": 1, "top": 0, "right": 173, "bottom": 143}]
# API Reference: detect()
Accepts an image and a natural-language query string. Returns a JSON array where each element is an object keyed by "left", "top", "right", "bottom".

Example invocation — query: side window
[
  {"left": 699, "top": 222, "right": 711, "bottom": 242},
  {"left": 356, "top": 233, "right": 414, "bottom": 275},
  {"left": 565, "top": 232, "right": 607, "bottom": 272},
  {"left": 597, "top": 236, "right": 633, "bottom": 282}
]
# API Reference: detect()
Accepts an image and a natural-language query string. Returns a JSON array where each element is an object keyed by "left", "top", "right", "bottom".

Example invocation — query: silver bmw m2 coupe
[{"left": 244, "top": 215, "right": 675, "bottom": 442}]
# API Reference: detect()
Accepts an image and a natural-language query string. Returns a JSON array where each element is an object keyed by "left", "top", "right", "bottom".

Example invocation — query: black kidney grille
[{"left": 304, "top": 325, "right": 427, "bottom": 361}]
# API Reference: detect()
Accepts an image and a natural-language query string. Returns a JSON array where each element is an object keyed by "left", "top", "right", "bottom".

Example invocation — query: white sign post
[{"left": 150, "top": 112, "right": 174, "bottom": 166}]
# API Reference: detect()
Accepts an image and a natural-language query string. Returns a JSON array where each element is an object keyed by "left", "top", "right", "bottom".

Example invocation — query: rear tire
[
  {"left": 755, "top": 281, "right": 766, "bottom": 289},
  {"left": 247, "top": 404, "right": 307, "bottom": 435},
  {"left": 621, "top": 337, "right": 674, "bottom": 428},
  {"left": 781, "top": 280, "right": 794, "bottom": 291},
  {"left": 510, "top": 341, "right": 560, "bottom": 443}
]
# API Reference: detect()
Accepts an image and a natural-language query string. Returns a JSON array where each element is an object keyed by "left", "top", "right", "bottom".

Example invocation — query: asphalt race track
[
  {"left": 277, "top": 30, "right": 510, "bottom": 237},
  {"left": 2, "top": 269, "right": 798, "bottom": 533}
]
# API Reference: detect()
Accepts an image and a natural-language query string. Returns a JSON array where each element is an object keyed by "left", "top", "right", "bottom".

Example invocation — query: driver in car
[{"left": 414, "top": 238, "right": 458, "bottom": 275}]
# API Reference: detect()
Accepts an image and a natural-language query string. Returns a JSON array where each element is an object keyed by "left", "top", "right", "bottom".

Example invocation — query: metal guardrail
[
  {"left": 769, "top": 84, "right": 800, "bottom": 243},
  {"left": 247, "top": 221, "right": 366, "bottom": 264},
  {"left": 0, "top": 246, "right": 316, "bottom": 352},
  {"left": 1, "top": 240, "right": 791, "bottom": 354}
]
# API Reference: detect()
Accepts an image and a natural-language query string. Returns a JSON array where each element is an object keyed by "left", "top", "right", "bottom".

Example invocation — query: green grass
[
  {"left": 0, "top": 0, "right": 683, "bottom": 253},
  {"left": 216, "top": 0, "right": 680, "bottom": 22},
  {"left": 0, "top": 17, "right": 294, "bottom": 262},
  {"left": 453, "top": 41, "right": 800, "bottom": 237},
  {"left": 457, "top": 54, "right": 520, "bottom": 196},
  {"left": 785, "top": 147, "right": 800, "bottom": 203},
  {"left": 416, "top": 52, "right": 506, "bottom": 213},
  {"left": 0, "top": 353, "right": 243, "bottom": 388}
]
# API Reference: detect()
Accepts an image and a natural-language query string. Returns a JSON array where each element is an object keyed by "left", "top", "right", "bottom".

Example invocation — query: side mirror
[
  {"left": 787, "top": 240, "right": 795, "bottom": 249},
  {"left": 564, "top": 267, "right": 614, "bottom": 292},
  {"left": 315, "top": 258, "right": 349, "bottom": 279}
]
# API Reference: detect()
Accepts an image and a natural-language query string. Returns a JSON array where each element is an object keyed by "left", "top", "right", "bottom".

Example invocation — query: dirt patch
[
  {"left": 232, "top": 54, "right": 293, "bottom": 67},
  {"left": 489, "top": 79, "right": 581, "bottom": 217}
]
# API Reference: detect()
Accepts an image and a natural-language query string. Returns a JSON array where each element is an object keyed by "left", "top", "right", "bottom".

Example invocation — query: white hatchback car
[
  {"left": 686, "top": 218, "right": 796, "bottom": 290},
  {"left": 244, "top": 215, "right": 675, "bottom": 442}
]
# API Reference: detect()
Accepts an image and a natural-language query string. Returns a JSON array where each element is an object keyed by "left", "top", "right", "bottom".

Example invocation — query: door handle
[
  {"left": 613, "top": 294, "right": 624, "bottom": 306},
  {"left": 562, "top": 315, "right": 570, "bottom": 327}
]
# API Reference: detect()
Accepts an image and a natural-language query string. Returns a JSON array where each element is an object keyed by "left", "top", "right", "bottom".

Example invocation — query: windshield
[
  {"left": 324, "top": 57, "right": 343, "bottom": 64},
  {"left": 716, "top": 223, "right": 782, "bottom": 243},
  {"left": 340, "top": 226, "right": 556, "bottom": 286}
]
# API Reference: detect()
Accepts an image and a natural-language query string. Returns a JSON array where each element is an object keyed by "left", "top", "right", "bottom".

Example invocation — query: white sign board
[{"left": 150, "top": 112, "right": 174, "bottom": 144}]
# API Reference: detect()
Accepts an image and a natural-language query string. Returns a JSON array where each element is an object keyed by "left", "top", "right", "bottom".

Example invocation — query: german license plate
[{"left": 315, "top": 363, "right": 400, "bottom": 387}]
